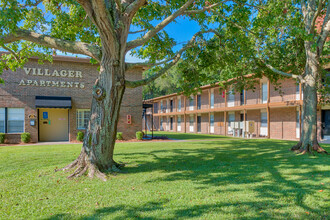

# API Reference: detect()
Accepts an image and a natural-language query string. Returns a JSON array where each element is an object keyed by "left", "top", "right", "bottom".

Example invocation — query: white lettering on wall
[
  {"left": 19, "top": 79, "right": 85, "bottom": 89},
  {"left": 19, "top": 66, "right": 86, "bottom": 89}
]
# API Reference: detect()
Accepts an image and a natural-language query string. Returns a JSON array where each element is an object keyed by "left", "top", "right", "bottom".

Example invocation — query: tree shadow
[
  {"left": 46, "top": 139, "right": 329, "bottom": 219},
  {"left": 116, "top": 139, "right": 329, "bottom": 217}
]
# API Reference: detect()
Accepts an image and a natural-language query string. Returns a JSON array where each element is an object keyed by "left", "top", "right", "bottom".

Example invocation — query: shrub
[
  {"left": 21, "top": 132, "right": 31, "bottom": 143},
  {"left": 0, "top": 133, "right": 5, "bottom": 144},
  {"left": 116, "top": 132, "right": 123, "bottom": 140},
  {"left": 77, "top": 131, "right": 84, "bottom": 142},
  {"left": 136, "top": 131, "right": 143, "bottom": 140}
]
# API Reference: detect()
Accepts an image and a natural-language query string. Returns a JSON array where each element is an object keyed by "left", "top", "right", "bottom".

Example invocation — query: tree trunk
[
  {"left": 291, "top": 51, "right": 328, "bottom": 154},
  {"left": 58, "top": 54, "right": 127, "bottom": 181}
]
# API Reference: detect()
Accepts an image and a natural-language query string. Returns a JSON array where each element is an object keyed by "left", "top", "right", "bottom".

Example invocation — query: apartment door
[
  {"left": 197, "top": 116, "right": 201, "bottom": 132},
  {"left": 322, "top": 110, "right": 330, "bottom": 140},
  {"left": 39, "top": 108, "right": 69, "bottom": 141}
]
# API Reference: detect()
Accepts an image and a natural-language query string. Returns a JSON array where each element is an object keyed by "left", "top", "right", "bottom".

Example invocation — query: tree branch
[
  {"left": 129, "top": 29, "right": 147, "bottom": 34},
  {"left": 0, "top": 29, "right": 102, "bottom": 61},
  {"left": 115, "top": 0, "right": 122, "bottom": 11},
  {"left": 126, "top": 0, "right": 196, "bottom": 51},
  {"left": 184, "top": 2, "right": 223, "bottom": 14},
  {"left": 260, "top": 60, "right": 303, "bottom": 81},
  {"left": 126, "top": 29, "right": 221, "bottom": 88},
  {"left": 310, "top": 0, "right": 324, "bottom": 34},
  {"left": 125, "top": 56, "right": 175, "bottom": 70},
  {"left": 317, "top": 2, "right": 330, "bottom": 51},
  {"left": 125, "top": 0, "right": 147, "bottom": 18}
]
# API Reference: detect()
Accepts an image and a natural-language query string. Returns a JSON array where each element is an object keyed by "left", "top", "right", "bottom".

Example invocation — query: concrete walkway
[
  {"left": 320, "top": 139, "right": 330, "bottom": 144},
  {"left": 6, "top": 138, "right": 330, "bottom": 147}
]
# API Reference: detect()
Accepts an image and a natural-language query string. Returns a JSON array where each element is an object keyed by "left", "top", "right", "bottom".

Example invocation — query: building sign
[
  {"left": 43, "top": 112, "right": 48, "bottom": 119},
  {"left": 18, "top": 67, "right": 85, "bottom": 89}
]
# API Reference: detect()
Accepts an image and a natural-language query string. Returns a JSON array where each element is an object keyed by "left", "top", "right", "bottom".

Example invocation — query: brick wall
[
  {"left": 270, "top": 107, "right": 297, "bottom": 140},
  {"left": 201, "top": 113, "right": 209, "bottom": 133},
  {"left": 270, "top": 79, "right": 297, "bottom": 102},
  {"left": 0, "top": 57, "right": 142, "bottom": 143}
]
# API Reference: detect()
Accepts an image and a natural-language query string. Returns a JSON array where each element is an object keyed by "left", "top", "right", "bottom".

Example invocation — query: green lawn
[{"left": 0, "top": 135, "right": 329, "bottom": 219}]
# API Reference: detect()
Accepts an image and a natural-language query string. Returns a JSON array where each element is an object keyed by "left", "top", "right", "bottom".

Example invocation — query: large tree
[
  {"left": 0, "top": 0, "right": 224, "bottom": 180},
  {"left": 177, "top": 0, "right": 329, "bottom": 154}
]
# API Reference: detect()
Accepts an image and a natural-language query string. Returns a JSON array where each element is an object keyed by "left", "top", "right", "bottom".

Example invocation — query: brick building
[
  {"left": 0, "top": 55, "right": 142, "bottom": 143},
  {"left": 143, "top": 75, "right": 330, "bottom": 141}
]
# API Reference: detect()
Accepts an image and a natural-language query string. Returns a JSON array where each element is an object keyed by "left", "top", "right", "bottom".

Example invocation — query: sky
[
  {"left": 1, "top": 2, "right": 214, "bottom": 64},
  {"left": 127, "top": 17, "right": 202, "bottom": 63}
]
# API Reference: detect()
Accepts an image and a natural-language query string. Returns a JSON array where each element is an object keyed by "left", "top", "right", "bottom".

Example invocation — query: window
[
  {"left": 210, "top": 113, "right": 214, "bottom": 133},
  {"left": 210, "top": 90, "right": 214, "bottom": 109},
  {"left": 160, "top": 102, "right": 163, "bottom": 113},
  {"left": 0, "top": 108, "right": 5, "bottom": 133},
  {"left": 296, "top": 84, "right": 300, "bottom": 100},
  {"left": 8, "top": 108, "right": 24, "bottom": 133},
  {"left": 262, "top": 82, "right": 268, "bottom": 104},
  {"left": 240, "top": 90, "right": 244, "bottom": 105},
  {"left": 178, "top": 97, "right": 181, "bottom": 112},
  {"left": 154, "top": 103, "right": 158, "bottom": 113},
  {"left": 77, "top": 109, "right": 90, "bottom": 130},
  {"left": 170, "top": 100, "right": 173, "bottom": 112},
  {"left": 197, "top": 115, "right": 201, "bottom": 132},
  {"left": 197, "top": 94, "right": 201, "bottom": 110},
  {"left": 189, "top": 115, "right": 194, "bottom": 132},
  {"left": 189, "top": 96, "right": 194, "bottom": 111},
  {"left": 177, "top": 116, "right": 181, "bottom": 131},
  {"left": 170, "top": 117, "right": 173, "bottom": 130},
  {"left": 296, "top": 110, "right": 300, "bottom": 138},
  {"left": 260, "top": 112, "right": 268, "bottom": 136},
  {"left": 160, "top": 117, "right": 163, "bottom": 131},
  {"left": 228, "top": 90, "right": 235, "bottom": 107},
  {"left": 228, "top": 112, "right": 235, "bottom": 134}
]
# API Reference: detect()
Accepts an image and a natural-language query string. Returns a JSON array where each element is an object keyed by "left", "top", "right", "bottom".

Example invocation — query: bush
[
  {"left": 21, "top": 132, "right": 31, "bottom": 143},
  {"left": 116, "top": 132, "right": 123, "bottom": 140},
  {"left": 136, "top": 131, "right": 143, "bottom": 140},
  {"left": 76, "top": 131, "right": 84, "bottom": 142},
  {"left": 0, "top": 133, "right": 5, "bottom": 144}
]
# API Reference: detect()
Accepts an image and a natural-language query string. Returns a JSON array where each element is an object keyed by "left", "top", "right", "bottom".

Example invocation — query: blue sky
[{"left": 126, "top": 17, "right": 202, "bottom": 63}]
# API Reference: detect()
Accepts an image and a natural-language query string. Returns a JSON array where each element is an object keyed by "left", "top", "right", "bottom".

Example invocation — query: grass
[{"left": 0, "top": 134, "right": 329, "bottom": 219}]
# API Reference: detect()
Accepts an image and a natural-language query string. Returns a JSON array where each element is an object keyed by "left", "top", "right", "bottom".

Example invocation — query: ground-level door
[
  {"left": 197, "top": 116, "right": 201, "bottom": 132},
  {"left": 38, "top": 108, "right": 69, "bottom": 141},
  {"left": 322, "top": 110, "right": 330, "bottom": 140}
]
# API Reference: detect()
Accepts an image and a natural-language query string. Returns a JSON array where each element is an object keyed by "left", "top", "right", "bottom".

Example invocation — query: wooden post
[
  {"left": 267, "top": 79, "right": 271, "bottom": 139},
  {"left": 208, "top": 89, "right": 211, "bottom": 109},
  {"left": 243, "top": 109, "right": 246, "bottom": 138},
  {"left": 224, "top": 89, "right": 227, "bottom": 107},
  {"left": 195, "top": 114, "right": 198, "bottom": 133},
  {"left": 299, "top": 105, "right": 302, "bottom": 138},
  {"left": 299, "top": 82, "right": 302, "bottom": 101},
  {"left": 208, "top": 112, "right": 211, "bottom": 134},
  {"left": 184, "top": 96, "right": 186, "bottom": 133},
  {"left": 224, "top": 111, "right": 227, "bottom": 136}
]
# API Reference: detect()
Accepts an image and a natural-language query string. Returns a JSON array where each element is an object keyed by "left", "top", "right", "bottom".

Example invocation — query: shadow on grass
[{"left": 47, "top": 139, "right": 329, "bottom": 219}]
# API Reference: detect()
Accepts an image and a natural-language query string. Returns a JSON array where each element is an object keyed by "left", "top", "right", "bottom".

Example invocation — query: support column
[
  {"left": 195, "top": 113, "right": 198, "bottom": 133},
  {"left": 267, "top": 79, "right": 270, "bottom": 139},
  {"left": 243, "top": 109, "right": 246, "bottom": 138},
  {"left": 184, "top": 96, "right": 186, "bottom": 133},
  {"left": 224, "top": 89, "right": 227, "bottom": 136},
  {"left": 208, "top": 89, "right": 211, "bottom": 134},
  {"left": 224, "top": 111, "right": 227, "bottom": 136}
]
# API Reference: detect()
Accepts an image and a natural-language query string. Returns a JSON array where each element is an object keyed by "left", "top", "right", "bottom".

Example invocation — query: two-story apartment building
[{"left": 144, "top": 76, "right": 330, "bottom": 141}]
